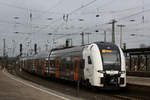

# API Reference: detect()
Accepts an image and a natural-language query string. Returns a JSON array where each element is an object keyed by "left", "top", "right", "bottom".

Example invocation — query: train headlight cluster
[
  {"left": 119, "top": 71, "right": 126, "bottom": 74},
  {"left": 97, "top": 70, "right": 105, "bottom": 74}
]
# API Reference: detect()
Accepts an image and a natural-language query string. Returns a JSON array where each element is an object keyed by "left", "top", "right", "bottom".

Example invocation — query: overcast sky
[{"left": 0, "top": 0, "right": 150, "bottom": 56}]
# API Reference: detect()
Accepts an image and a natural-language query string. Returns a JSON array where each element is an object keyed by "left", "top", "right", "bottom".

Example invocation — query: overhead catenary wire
[
  {"left": 33, "top": 0, "right": 65, "bottom": 20},
  {"left": 72, "top": 0, "right": 150, "bottom": 34},
  {"left": 117, "top": 8, "right": 150, "bottom": 22},
  {"left": 80, "top": 7, "right": 150, "bottom": 35},
  {"left": 0, "top": 1, "right": 43, "bottom": 12},
  {"left": 0, "top": 0, "right": 66, "bottom": 33},
  {"left": 68, "top": 0, "right": 97, "bottom": 15},
  {"left": 97, "top": 0, "right": 116, "bottom": 10},
  {"left": 0, "top": 1, "right": 65, "bottom": 15},
  {"left": 2, "top": 0, "right": 150, "bottom": 49},
  {"left": 33, "top": 0, "right": 99, "bottom": 34}
]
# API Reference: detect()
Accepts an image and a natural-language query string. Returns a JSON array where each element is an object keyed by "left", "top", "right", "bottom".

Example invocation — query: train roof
[
  {"left": 34, "top": 51, "right": 49, "bottom": 59},
  {"left": 123, "top": 48, "right": 150, "bottom": 53},
  {"left": 19, "top": 42, "right": 118, "bottom": 60},
  {"left": 94, "top": 41, "right": 116, "bottom": 46},
  {"left": 94, "top": 42, "right": 119, "bottom": 49},
  {"left": 123, "top": 47, "right": 150, "bottom": 55},
  {"left": 51, "top": 41, "right": 116, "bottom": 52},
  {"left": 20, "top": 51, "right": 49, "bottom": 60},
  {"left": 51, "top": 45, "right": 84, "bottom": 55}
]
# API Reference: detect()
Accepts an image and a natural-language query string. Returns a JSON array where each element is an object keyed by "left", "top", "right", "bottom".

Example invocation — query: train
[{"left": 20, "top": 42, "right": 126, "bottom": 89}]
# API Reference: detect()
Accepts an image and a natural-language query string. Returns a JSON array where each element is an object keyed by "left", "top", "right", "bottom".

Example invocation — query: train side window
[{"left": 88, "top": 56, "right": 92, "bottom": 64}]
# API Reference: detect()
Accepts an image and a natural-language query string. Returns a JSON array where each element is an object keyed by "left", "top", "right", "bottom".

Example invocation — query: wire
[
  {"left": 33, "top": 0, "right": 65, "bottom": 20},
  {"left": 96, "top": 0, "right": 115, "bottom": 9},
  {"left": 69, "top": 0, "right": 97, "bottom": 15},
  {"left": 102, "top": 7, "right": 141, "bottom": 14},
  {"left": 0, "top": 1, "right": 42, "bottom": 12},
  {"left": 117, "top": 8, "right": 150, "bottom": 22},
  {"left": 33, "top": 0, "right": 98, "bottom": 34},
  {"left": 0, "top": 1, "right": 65, "bottom": 16},
  {"left": 78, "top": 8, "right": 150, "bottom": 35}
]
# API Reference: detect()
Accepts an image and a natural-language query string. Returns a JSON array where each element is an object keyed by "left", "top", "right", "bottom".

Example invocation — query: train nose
[
  {"left": 100, "top": 72, "right": 121, "bottom": 87},
  {"left": 109, "top": 77, "right": 118, "bottom": 85}
]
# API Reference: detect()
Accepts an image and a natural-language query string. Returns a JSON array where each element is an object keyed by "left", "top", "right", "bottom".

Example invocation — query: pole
[
  {"left": 3, "top": 39, "right": 6, "bottom": 57},
  {"left": 70, "top": 39, "right": 72, "bottom": 46},
  {"left": 109, "top": 19, "right": 117, "bottom": 44},
  {"left": 120, "top": 26, "right": 122, "bottom": 48},
  {"left": 112, "top": 20, "right": 116, "bottom": 44},
  {"left": 20, "top": 44, "right": 22, "bottom": 56},
  {"left": 88, "top": 33, "right": 89, "bottom": 43},
  {"left": 85, "top": 33, "right": 91, "bottom": 44},
  {"left": 117, "top": 25, "right": 125, "bottom": 48},
  {"left": 45, "top": 44, "right": 48, "bottom": 51},
  {"left": 12, "top": 40, "right": 15, "bottom": 57},
  {"left": 80, "top": 32, "right": 84, "bottom": 45},
  {"left": 104, "top": 31, "right": 106, "bottom": 42}
]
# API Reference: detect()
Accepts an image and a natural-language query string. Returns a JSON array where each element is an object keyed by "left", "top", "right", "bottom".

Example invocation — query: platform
[
  {"left": 0, "top": 69, "right": 82, "bottom": 100},
  {"left": 127, "top": 76, "right": 150, "bottom": 87}
]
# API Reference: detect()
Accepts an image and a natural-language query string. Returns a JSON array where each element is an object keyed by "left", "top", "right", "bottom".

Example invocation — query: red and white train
[{"left": 20, "top": 42, "right": 126, "bottom": 88}]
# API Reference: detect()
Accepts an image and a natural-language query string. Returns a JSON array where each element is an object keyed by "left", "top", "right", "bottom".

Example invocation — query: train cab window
[{"left": 88, "top": 56, "right": 92, "bottom": 64}]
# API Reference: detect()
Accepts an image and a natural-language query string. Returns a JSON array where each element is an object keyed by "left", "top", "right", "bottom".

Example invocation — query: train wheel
[{"left": 85, "top": 79, "right": 91, "bottom": 89}]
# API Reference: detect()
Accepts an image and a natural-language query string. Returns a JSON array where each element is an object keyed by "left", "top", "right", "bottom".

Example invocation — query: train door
[
  {"left": 34, "top": 59, "right": 38, "bottom": 73},
  {"left": 49, "top": 57, "right": 55, "bottom": 75},
  {"left": 55, "top": 58, "right": 60, "bottom": 78},
  {"left": 45, "top": 57, "right": 49, "bottom": 75},
  {"left": 74, "top": 57, "right": 79, "bottom": 81},
  {"left": 32, "top": 59, "right": 34, "bottom": 72},
  {"left": 41, "top": 59, "right": 45, "bottom": 75},
  {"left": 22, "top": 59, "right": 24, "bottom": 69}
]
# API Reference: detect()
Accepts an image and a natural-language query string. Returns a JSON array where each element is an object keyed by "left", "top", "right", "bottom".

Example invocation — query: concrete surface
[
  {"left": 127, "top": 76, "right": 150, "bottom": 87},
  {"left": 0, "top": 69, "right": 82, "bottom": 100}
]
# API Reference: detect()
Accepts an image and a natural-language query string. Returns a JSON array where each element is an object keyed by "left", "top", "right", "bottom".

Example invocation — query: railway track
[{"left": 13, "top": 67, "right": 150, "bottom": 100}]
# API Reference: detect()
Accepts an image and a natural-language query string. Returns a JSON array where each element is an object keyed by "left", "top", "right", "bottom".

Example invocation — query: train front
[{"left": 91, "top": 42, "right": 126, "bottom": 88}]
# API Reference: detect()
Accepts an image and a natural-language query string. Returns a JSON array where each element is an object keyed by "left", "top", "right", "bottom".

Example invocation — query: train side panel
[{"left": 49, "top": 47, "right": 84, "bottom": 81}]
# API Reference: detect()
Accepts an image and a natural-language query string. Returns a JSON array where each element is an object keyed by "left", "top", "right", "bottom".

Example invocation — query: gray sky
[{"left": 0, "top": 0, "right": 150, "bottom": 56}]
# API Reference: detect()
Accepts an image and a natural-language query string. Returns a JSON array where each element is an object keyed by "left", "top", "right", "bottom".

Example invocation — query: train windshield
[
  {"left": 96, "top": 42, "right": 121, "bottom": 71},
  {"left": 101, "top": 49, "right": 121, "bottom": 65}
]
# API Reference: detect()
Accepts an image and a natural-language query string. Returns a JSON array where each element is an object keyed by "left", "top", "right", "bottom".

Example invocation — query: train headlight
[
  {"left": 120, "top": 78, "right": 124, "bottom": 84},
  {"left": 119, "top": 71, "right": 126, "bottom": 74},
  {"left": 97, "top": 70, "right": 105, "bottom": 74}
]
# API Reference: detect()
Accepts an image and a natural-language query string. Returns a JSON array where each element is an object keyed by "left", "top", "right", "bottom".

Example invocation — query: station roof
[{"left": 123, "top": 48, "right": 150, "bottom": 55}]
